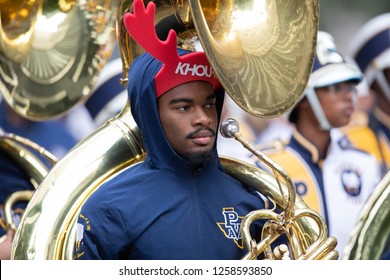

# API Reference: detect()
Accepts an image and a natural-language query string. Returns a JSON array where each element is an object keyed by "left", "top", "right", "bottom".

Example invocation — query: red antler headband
[{"left": 124, "top": 0, "right": 221, "bottom": 98}]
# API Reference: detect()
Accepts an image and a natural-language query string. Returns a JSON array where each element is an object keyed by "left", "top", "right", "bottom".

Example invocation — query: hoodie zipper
[{"left": 190, "top": 169, "right": 206, "bottom": 259}]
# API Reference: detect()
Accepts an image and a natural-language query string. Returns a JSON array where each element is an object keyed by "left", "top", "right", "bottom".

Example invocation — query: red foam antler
[
  {"left": 123, "top": 0, "right": 179, "bottom": 64},
  {"left": 123, "top": 0, "right": 221, "bottom": 97}
]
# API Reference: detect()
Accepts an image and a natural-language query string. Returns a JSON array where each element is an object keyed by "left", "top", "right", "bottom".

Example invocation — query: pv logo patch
[{"left": 216, "top": 207, "right": 244, "bottom": 249}]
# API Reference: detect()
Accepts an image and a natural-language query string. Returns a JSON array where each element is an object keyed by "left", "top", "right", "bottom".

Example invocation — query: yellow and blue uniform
[
  {"left": 250, "top": 128, "right": 382, "bottom": 256},
  {"left": 347, "top": 14, "right": 390, "bottom": 172},
  {"left": 368, "top": 108, "right": 390, "bottom": 170},
  {"left": 341, "top": 110, "right": 390, "bottom": 175}
]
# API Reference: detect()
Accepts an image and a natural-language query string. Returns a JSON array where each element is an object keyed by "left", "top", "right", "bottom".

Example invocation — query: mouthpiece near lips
[{"left": 220, "top": 118, "right": 240, "bottom": 138}]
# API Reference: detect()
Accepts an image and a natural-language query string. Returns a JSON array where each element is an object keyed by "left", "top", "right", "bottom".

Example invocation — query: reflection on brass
[
  {"left": 0, "top": 129, "right": 54, "bottom": 187},
  {"left": 189, "top": 0, "right": 319, "bottom": 118},
  {"left": 0, "top": 0, "right": 118, "bottom": 120},
  {"left": 343, "top": 171, "right": 390, "bottom": 260},
  {"left": 0, "top": 0, "right": 43, "bottom": 63}
]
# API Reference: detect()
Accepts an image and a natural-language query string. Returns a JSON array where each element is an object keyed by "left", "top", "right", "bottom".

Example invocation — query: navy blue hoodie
[{"left": 74, "top": 50, "right": 265, "bottom": 260}]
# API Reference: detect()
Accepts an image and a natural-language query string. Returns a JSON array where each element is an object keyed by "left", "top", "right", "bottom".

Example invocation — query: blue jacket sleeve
[{"left": 73, "top": 198, "right": 130, "bottom": 260}]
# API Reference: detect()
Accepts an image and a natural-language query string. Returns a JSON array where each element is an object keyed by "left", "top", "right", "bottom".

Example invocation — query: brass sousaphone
[
  {"left": 12, "top": 0, "right": 338, "bottom": 260},
  {"left": 0, "top": 0, "right": 118, "bottom": 120}
]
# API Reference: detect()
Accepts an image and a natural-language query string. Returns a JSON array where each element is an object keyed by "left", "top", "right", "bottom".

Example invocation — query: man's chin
[{"left": 185, "top": 149, "right": 215, "bottom": 168}]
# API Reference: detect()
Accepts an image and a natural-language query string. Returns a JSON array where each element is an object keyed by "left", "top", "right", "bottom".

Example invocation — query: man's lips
[{"left": 190, "top": 130, "right": 215, "bottom": 145}]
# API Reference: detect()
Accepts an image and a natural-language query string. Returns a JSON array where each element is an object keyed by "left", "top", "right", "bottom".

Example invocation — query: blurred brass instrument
[
  {"left": 9, "top": 0, "right": 343, "bottom": 260},
  {"left": 0, "top": 190, "right": 33, "bottom": 244},
  {"left": 0, "top": 0, "right": 118, "bottom": 120},
  {"left": 0, "top": 129, "right": 55, "bottom": 186},
  {"left": 0, "top": 129, "right": 56, "bottom": 243},
  {"left": 343, "top": 171, "right": 390, "bottom": 259}
]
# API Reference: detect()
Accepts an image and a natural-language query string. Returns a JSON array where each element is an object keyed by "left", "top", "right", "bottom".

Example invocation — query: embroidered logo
[
  {"left": 341, "top": 169, "right": 362, "bottom": 197},
  {"left": 73, "top": 213, "right": 90, "bottom": 259},
  {"left": 217, "top": 207, "right": 244, "bottom": 249},
  {"left": 294, "top": 181, "right": 308, "bottom": 196}
]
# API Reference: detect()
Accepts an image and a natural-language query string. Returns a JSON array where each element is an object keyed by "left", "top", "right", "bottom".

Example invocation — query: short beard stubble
[{"left": 183, "top": 149, "right": 215, "bottom": 170}]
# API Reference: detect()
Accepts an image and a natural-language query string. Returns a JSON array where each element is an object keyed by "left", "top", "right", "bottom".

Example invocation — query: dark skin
[
  {"left": 294, "top": 81, "right": 356, "bottom": 159},
  {"left": 158, "top": 81, "right": 218, "bottom": 167}
]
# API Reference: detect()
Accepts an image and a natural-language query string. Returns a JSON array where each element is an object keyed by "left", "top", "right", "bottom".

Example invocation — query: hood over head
[
  {"left": 124, "top": 0, "right": 224, "bottom": 169},
  {"left": 127, "top": 49, "right": 225, "bottom": 169}
]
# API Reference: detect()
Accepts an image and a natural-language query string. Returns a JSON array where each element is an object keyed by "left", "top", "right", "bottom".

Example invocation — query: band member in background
[
  {"left": 85, "top": 57, "right": 128, "bottom": 128},
  {"left": 251, "top": 31, "right": 382, "bottom": 257},
  {"left": 348, "top": 13, "right": 390, "bottom": 171}
]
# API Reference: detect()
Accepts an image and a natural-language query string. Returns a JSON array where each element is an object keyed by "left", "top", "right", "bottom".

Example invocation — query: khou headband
[{"left": 123, "top": 0, "right": 221, "bottom": 98}]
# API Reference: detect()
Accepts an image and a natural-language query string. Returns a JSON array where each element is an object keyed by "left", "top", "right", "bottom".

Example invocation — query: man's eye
[{"left": 177, "top": 105, "right": 190, "bottom": 111}]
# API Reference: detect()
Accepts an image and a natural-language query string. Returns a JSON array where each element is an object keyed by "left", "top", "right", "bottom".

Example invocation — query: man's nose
[{"left": 193, "top": 107, "right": 212, "bottom": 126}]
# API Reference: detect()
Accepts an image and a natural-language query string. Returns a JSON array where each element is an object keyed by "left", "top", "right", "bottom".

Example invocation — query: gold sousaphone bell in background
[
  {"left": 119, "top": 0, "right": 319, "bottom": 118},
  {"left": 0, "top": 0, "right": 118, "bottom": 120}
]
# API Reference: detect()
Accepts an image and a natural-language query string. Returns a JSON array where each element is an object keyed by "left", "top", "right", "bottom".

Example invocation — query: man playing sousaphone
[{"left": 73, "top": 0, "right": 269, "bottom": 260}]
